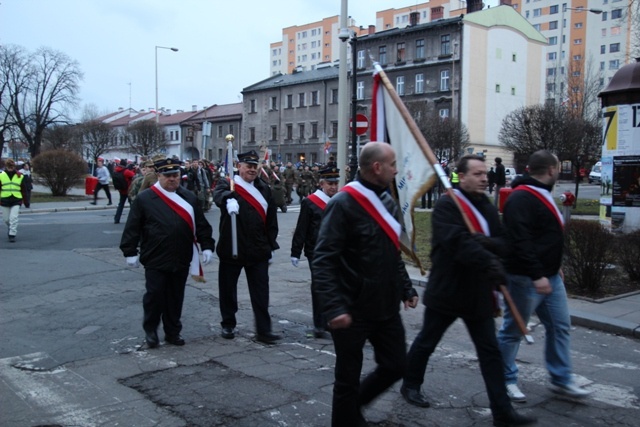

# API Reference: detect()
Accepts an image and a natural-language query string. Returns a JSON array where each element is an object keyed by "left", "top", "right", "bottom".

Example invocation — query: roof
[
  {"left": 158, "top": 110, "right": 200, "bottom": 125},
  {"left": 243, "top": 67, "right": 340, "bottom": 93},
  {"left": 463, "top": 5, "right": 547, "bottom": 44},
  {"left": 185, "top": 103, "right": 243, "bottom": 122}
]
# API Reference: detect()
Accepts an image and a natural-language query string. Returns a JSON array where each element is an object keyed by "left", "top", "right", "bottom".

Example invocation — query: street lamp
[
  {"left": 555, "top": 6, "right": 602, "bottom": 105},
  {"left": 349, "top": 32, "right": 358, "bottom": 182},
  {"left": 155, "top": 46, "right": 179, "bottom": 122}
]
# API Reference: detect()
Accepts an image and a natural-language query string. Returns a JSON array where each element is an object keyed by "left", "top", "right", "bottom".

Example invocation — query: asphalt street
[{"left": 1, "top": 199, "right": 639, "bottom": 426}]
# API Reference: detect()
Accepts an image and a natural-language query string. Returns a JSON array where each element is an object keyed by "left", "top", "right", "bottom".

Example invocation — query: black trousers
[
  {"left": 93, "top": 182, "right": 112, "bottom": 203},
  {"left": 114, "top": 192, "right": 128, "bottom": 223},
  {"left": 307, "top": 258, "right": 325, "bottom": 330},
  {"left": 142, "top": 268, "right": 189, "bottom": 337},
  {"left": 330, "top": 313, "right": 407, "bottom": 427},
  {"left": 404, "top": 307, "right": 512, "bottom": 415},
  {"left": 218, "top": 260, "right": 272, "bottom": 335}
]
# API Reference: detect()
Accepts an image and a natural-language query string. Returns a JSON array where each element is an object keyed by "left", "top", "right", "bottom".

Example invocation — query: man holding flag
[{"left": 313, "top": 141, "right": 419, "bottom": 426}]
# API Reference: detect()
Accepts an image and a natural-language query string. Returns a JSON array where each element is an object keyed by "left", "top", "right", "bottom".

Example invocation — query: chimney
[
  {"left": 368, "top": 25, "right": 375, "bottom": 35},
  {"left": 166, "top": 109, "right": 171, "bottom": 115},
  {"left": 118, "top": 107, "right": 124, "bottom": 111},
  {"left": 409, "top": 11, "right": 420, "bottom": 26},
  {"left": 192, "top": 105, "right": 197, "bottom": 112},
  {"left": 467, "top": 0, "right": 483, "bottom": 14}
]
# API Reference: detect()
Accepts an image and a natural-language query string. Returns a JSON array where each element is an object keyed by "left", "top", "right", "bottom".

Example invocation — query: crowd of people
[{"left": 3, "top": 146, "right": 594, "bottom": 426}]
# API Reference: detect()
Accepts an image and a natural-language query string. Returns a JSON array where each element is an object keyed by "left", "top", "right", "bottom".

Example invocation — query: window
[
  {"left": 550, "top": 5, "right": 558, "bottom": 13},
  {"left": 609, "top": 60, "right": 620, "bottom": 70},
  {"left": 269, "top": 96, "right": 278, "bottom": 110},
  {"left": 357, "top": 50, "right": 365, "bottom": 68},
  {"left": 311, "top": 123, "right": 318, "bottom": 139},
  {"left": 526, "top": 10, "right": 530, "bottom": 18},
  {"left": 574, "top": 22, "right": 583, "bottom": 29},
  {"left": 217, "top": 125, "right": 223, "bottom": 138},
  {"left": 547, "top": 83, "right": 555, "bottom": 92},
  {"left": 548, "top": 36, "right": 557, "bottom": 46},
  {"left": 229, "top": 124, "right": 234, "bottom": 135},
  {"left": 511, "top": 87, "right": 516, "bottom": 96},
  {"left": 610, "top": 43, "right": 620, "bottom": 53},
  {"left": 286, "top": 124, "right": 293, "bottom": 140},
  {"left": 611, "top": 26, "right": 621, "bottom": 35},
  {"left": 331, "top": 121, "right": 338, "bottom": 137},
  {"left": 298, "top": 93, "right": 306, "bottom": 107},
  {"left": 415, "top": 39, "right": 425, "bottom": 59},
  {"left": 573, "top": 54, "right": 582, "bottom": 60},
  {"left": 379, "top": 46, "right": 387, "bottom": 65},
  {"left": 547, "top": 68, "right": 556, "bottom": 76},
  {"left": 600, "top": 61, "right": 605, "bottom": 71},
  {"left": 574, "top": 39, "right": 582, "bottom": 45},
  {"left": 299, "top": 123, "right": 305, "bottom": 140},
  {"left": 439, "top": 109, "right": 449, "bottom": 120},
  {"left": 396, "top": 76, "right": 405, "bottom": 96},
  {"left": 572, "top": 70, "right": 581, "bottom": 77},
  {"left": 357, "top": 81, "right": 364, "bottom": 100},
  {"left": 270, "top": 126, "right": 277, "bottom": 141},
  {"left": 396, "top": 42, "right": 406, "bottom": 62},
  {"left": 602, "top": 28, "right": 607, "bottom": 37},
  {"left": 533, "top": 8, "right": 541, "bottom": 17},
  {"left": 496, "top": 84, "right": 501, "bottom": 93},
  {"left": 249, "top": 127, "right": 255, "bottom": 142},
  {"left": 512, "top": 53, "right": 517, "bottom": 62},
  {"left": 415, "top": 73, "right": 424, "bottom": 94},
  {"left": 331, "top": 89, "right": 339, "bottom": 104},
  {"left": 548, "top": 52, "right": 557, "bottom": 60},
  {"left": 441, "top": 34, "right": 451, "bottom": 55},
  {"left": 601, "top": 45, "right": 606, "bottom": 54},
  {"left": 250, "top": 99, "right": 256, "bottom": 113},
  {"left": 602, "top": 11, "right": 608, "bottom": 21},
  {"left": 533, "top": 24, "right": 541, "bottom": 31},
  {"left": 549, "top": 21, "right": 558, "bottom": 30},
  {"left": 286, "top": 94, "right": 293, "bottom": 109},
  {"left": 611, "top": 9, "right": 622, "bottom": 19},
  {"left": 311, "top": 91, "right": 319, "bottom": 106},
  {"left": 440, "top": 70, "right": 450, "bottom": 91}
]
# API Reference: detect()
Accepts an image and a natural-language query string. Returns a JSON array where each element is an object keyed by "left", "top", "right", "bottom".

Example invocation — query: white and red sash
[
  {"left": 151, "top": 183, "right": 203, "bottom": 280},
  {"left": 342, "top": 181, "right": 401, "bottom": 249},
  {"left": 453, "top": 189, "right": 491, "bottom": 236},
  {"left": 513, "top": 185, "right": 564, "bottom": 229},
  {"left": 307, "top": 189, "right": 330, "bottom": 210},
  {"left": 233, "top": 175, "right": 268, "bottom": 224}
]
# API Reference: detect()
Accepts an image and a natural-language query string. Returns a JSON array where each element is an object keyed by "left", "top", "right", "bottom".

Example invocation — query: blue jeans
[{"left": 497, "top": 273, "right": 573, "bottom": 386}]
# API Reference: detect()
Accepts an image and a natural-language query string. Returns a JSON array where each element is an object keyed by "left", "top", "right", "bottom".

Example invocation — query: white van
[
  {"left": 588, "top": 162, "right": 602, "bottom": 184},
  {"left": 504, "top": 167, "right": 518, "bottom": 185}
]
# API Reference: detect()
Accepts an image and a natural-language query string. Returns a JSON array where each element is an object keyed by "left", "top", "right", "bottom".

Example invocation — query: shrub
[
  {"left": 616, "top": 230, "right": 640, "bottom": 282},
  {"left": 32, "top": 150, "right": 88, "bottom": 196},
  {"left": 563, "top": 219, "right": 615, "bottom": 296}
]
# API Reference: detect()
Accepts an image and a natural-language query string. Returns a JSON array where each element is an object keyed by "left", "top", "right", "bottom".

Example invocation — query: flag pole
[
  {"left": 225, "top": 134, "right": 238, "bottom": 259},
  {"left": 373, "top": 63, "right": 533, "bottom": 344}
]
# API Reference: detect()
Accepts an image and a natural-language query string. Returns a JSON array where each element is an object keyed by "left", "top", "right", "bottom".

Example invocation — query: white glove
[
  {"left": 126, "top": 256, "right": 140, "bottom": 268},
  {"left": 202, "top": 249, "right": 213, "bottom": 265},
  {"left": 291, "top": 257, "right": 299, "bottom": 267},
  {"left": 268, "top": 251, "right": 275, "bottom": 265},
  {"left": 226, "top": 198, "right": 239, "bottom": 215}
]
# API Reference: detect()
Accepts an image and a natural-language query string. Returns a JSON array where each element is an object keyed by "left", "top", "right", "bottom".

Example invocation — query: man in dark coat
[
  {"left": 213, "top": 150, "right": 281, "bottom": 344},
  {"left": 313, "top": 142, "right": 419, "bottom": 427},
  {"left": 290, "top": 166, "right": 339, "bottom": 338},
  {"left": 494, "top": 157, "right": 506, "bottom": 206},
  {"left": 401, "top": 155, "right": 536, "bottom": 427},
  {"left": 120, "top": 157, "right": 215, "bottom": 348}
]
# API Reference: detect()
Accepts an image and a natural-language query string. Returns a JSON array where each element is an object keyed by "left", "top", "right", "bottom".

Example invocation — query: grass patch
[
  {"left": 412, "top": 211, "right": 432, "bottom": 269},
  {"left": 31, "top": 192, "right": 88, "bottom": 203}
]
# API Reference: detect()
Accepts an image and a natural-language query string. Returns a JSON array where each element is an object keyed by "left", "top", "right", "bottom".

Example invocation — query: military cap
[
  {"left": 319, "top": 167, "right": 340, "bottom": 182},
  {"left": 154, "top": 157, "right": 181, "bottom": 174},
  {"left": 237, "top": 150, "right": 260, "bottom": 165}
]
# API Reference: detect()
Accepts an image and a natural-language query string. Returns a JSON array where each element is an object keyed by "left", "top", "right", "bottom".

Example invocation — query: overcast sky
[{"left": 1, "top": 0, "right": 497, "bottom": 119}]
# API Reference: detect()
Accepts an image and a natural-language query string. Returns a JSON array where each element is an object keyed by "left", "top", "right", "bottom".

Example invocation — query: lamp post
[
  {"left": 155, "top": 46, "right": 179, "bottom": 122},
  {"left": 337, "top": 0, "right": 350, "bottom": 187},
  {"left": 349, "top": 32, "right": 358, "bottom": 182},
  {"left": 555, "top": 6, "right": 602, "bottom": 105}
]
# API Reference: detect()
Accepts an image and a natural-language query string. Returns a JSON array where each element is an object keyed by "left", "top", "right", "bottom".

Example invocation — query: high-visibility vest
[
  {"left": 0, "top": 171, "right": 23, "bottom": 199},
  {"left": 451, "top": 171, "right": 459, "bottom": 184}
]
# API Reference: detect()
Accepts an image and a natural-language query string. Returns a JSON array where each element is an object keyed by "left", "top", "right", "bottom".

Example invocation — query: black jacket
[
  {"left": 312, "top": 179, "right": 417, "bottom": 322},
  {"left": 291, "top": 193, "right": 325, "bottom": 259},
  {"left": 503, "top": 177, "right": 563, "bottom": 279},
  {"left": 213, "top": 176, "right": 279, "bottom": 264},
  {"left": 425, "top": 190, "right": 505, "bottom": 320},
  {"left": 120, "top": 186, "right": 215, "bottom": 272}
]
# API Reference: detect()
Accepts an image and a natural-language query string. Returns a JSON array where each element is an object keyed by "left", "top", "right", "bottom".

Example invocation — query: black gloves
[{"left": 485, "top": 257, "right": 507, "bottom": 287}]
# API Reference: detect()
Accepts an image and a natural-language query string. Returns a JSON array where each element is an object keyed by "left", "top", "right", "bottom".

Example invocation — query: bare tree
[
  {"left": 0, "top": 45, "right": 26, "bottom": 158},
  {"left": 42, "top": 124, "right": 81, "bottom": 153},
  {"left": 498, "top": 104, "right": 567, "bottom": 155},
  {"left": 408, "top": 101, "right": 469, "bottom": 162},
  {"left": 4, "top": 45, "right": 82, "bottom": 158},
  {"left": 125, "top": 119, "right": 168, "bottom": 157},
  {"left": 565, "top": 56, "right": 603, "bottom": 122},
  {"left": 78, "top": 120, "right": 117, "bottom": 164}
]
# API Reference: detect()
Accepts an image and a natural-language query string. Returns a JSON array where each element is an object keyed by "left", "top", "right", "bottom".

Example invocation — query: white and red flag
[{"left": 370, "top": 64, "right": 449, "bottom": 273}]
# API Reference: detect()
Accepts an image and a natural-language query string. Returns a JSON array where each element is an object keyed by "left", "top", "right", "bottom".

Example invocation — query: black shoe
[
  {"left": 313, "top": 328, "right": 328, "bottom": 339},
  {"left": 165, "top": 335, "right": 185, "bottom": 346},
  {"left": 107, "top": 202, "right": 113, "bottom": 206},
  {"left": 493, "top": 409, "right": 537, "bottom": 427},
  {"left": 400, "top": 385, "right": 431, "bottom": 408},
  {"left": 256, "top": 332, "right": 281, "bottom": 344},
  {"left": 145, "top": 331, "right": 159, "bottom": 348},
  {"left": 221, "top": 327, "right": 235, "bottom": 339},
  {"left": 8, "top": 235, "right": 16, "bottom": 243},
  {"left": 90, "top": 201, "right": 96, "bottom": 205}
]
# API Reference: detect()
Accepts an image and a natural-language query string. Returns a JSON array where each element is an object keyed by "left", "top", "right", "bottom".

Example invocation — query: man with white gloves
[
  {"left": 291, "top": 167, "right": 340, "bottom": 338},
  {"left": 213, "top": 150, "right": 281, "bottom": 344},
  {"left": 120, "top": 157, "right": 215, "bottom": 349}
]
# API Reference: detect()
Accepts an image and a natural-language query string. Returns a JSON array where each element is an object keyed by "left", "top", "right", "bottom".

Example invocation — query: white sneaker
[
  {"left": 506, "top": 383, "right": 527, "bottom": 403},
  {"left": 549, "top": 382, "right": 592, "bottom": 399}
]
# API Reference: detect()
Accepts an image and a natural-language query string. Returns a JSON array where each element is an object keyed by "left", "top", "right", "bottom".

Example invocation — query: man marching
[{"left": 291, "top": 166, "right": 340, "bottom": 338}]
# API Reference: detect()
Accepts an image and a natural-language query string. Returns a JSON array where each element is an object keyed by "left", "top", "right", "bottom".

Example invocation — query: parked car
[
  {"left": 589, "top": 161, "right": 602, "bottom": 184},
  {"left": 504, "top": 167, "right": 518, "bottom": 185}
]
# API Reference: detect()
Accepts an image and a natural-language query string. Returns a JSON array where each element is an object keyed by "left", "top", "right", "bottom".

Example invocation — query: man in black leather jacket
[{"left": 313, "top": 141, "right": 419, "bottom": 427}]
